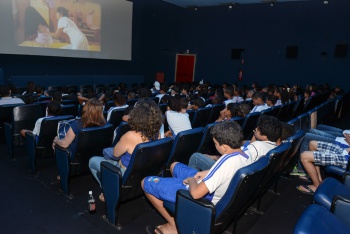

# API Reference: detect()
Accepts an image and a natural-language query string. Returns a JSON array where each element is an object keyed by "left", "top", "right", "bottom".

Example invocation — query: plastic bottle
[{"left": 88, "top": 191, "right": 96, "bottom": 214}]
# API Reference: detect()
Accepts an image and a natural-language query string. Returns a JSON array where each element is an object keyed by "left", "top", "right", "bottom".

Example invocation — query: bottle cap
[{"left": 89, "top": 191, "right": 92, "bottom": 195}]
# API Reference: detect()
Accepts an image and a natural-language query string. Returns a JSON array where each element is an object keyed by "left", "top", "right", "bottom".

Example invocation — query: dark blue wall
[{"left": 0, "top": 0, "right": 349, "bottom": 89}]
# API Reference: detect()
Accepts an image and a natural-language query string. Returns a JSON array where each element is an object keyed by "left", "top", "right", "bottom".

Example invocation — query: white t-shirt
[
  {"left": 58, "top": 17, "right": 88, "bottom": 50},
  {"left": 250, "top": 104, "right": 269, "bottom": 113},
  {"left": 242, "top": 140, "right": 277, "bottom": 164},
  {"left": 165, "top": 110, "right": 192, "bottom": 136},
  {"left": 203, "top": 152, "right": 249, "bottom": 205},
  {"left": 0, "top": 97, "right": 24, "bottom": 105},
  {"left": 224, "top": 99, "right": 234, "bottom": 106},
  {"left": 32, "top": 116, "right": 54, "bottom": 136},
  {"left": 232, "top": 96, "right": 244, "bottom": 103},
  {"left": 106, "top": 104, "right": 128, "bottom": 122}
]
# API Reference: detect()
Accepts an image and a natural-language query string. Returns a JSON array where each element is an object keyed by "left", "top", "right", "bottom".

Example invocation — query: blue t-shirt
[{"left": 68, "top": 119, "right": 83, "bottom": 159}]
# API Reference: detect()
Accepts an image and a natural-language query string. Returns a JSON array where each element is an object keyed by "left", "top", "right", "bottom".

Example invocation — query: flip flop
[
  {"left": 298, "top": 175, "right": 311, "bottom": 183},
  {"left": 296, "top": 185, "right": 315, "bottom": 195},
  {"left": 146, "top": 225, "right": 164, "bottom": 234}
]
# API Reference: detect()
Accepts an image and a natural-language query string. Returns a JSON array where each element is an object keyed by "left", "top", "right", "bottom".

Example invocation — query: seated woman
[
  {"left": 164, "top": 97, "right": 192, "bottom": 138},
  {"left": 216, "top": 103, "right": 241, "bottom": 122},
  {"left": 89, "top": 99, "right": 163, "bottom": 201},
  {"left": 52, "top": 98, "right": 106, "bottom": 157}
]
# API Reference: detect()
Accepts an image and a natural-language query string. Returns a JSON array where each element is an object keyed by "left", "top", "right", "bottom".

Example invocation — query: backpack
[{"left": 57, "top": 119, "right": 76, "bottom": 140}]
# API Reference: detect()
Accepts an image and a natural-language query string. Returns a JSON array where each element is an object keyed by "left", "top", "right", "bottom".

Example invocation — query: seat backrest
[
  {"left": 186, "top": 109, "right": 195, "bottom": 123},
  {"left": 121, "top": 137, "right": 173, "bottom": 199},
  {"left": 60, "top": 104, "right": 77, "bottom": 117},
  {"left": 107, "top": 108, "right": 126, "bottom": 128},
  {"left": 33, "top": 101, "right": 49, "bottom": 116},
  {"left": 276, "top": 103, "right": 290, "bottom": 121},
  {"left": 292, "top": 97, "right": 305, "bottom": 118},
  {"left": 298, "top": 112, "right": 311, "bottom": 132},
  {"left": 166, "top": 127, "right": 204, "bottom": 166},
  {"left": 207, "top": 104, "right": 225, "bottom": 125},
  {"left": 230, "top": 116, "right": 245, "bottom": 126},
  {"left": 197, "top": 122, "right": 219, "bottom": 155},
  {"left": 257, "top": 142, "right": 291, "bottom": 195},
  {"left": 241, "top": 112, "right": 261, "bottom": 139},
  {"left": 38, "top": 96, "right": 52, "bottom": 102},
  {"left": 37, "top": 115, "right": 75, "bottom": 150},
  {"left": 111, "top": 121, "right": 131, "bottom": 146},
  {"left": 287, "top": 117, "right": 301, "bottom": 133},
  {"left": 260, "top": 107, "right": 274, "bottom": 117},
  {"left": 12, "top": 104, "right": 44, "bottom": 134},
  {"left": 104, "top": 101, "right": 114, "bottom": 112},
  {"left": 0, "top": 104, "right": 24, "bottom": 124},
  {"left": 213, "top": 156, "right": 270, "bottom": 233},
  {"left": 73, "top": 124, "right": 114, "bottom": 173},
  {"left": 126, "top": 98, "right": 138, "bottom": 106},
  {"left": 149, "top": 96, "right": 159, "bottom": 104},
  {"left": 192, "top": 107, "right": 212, "bottom": 128},
  {"left": 281, "top": 130, "right": 306, "bottom": 175}
]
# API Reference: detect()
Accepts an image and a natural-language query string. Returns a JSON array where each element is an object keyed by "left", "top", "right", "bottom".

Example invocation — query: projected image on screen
[
  {"left": 14, "top": 0, "right": 101, "bottom": 51},
  {"left": 0, "top": 0, "right": 132, "bottom": 60}
]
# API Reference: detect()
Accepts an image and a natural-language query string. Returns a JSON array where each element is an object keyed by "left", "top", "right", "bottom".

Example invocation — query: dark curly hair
[
  {"left": 256, "top": 115, "right": 282, "bottom": 142},
  {"left": 128, "top": 98, "right": 163, "bottom": 141},
  {"left": 210, "top": 121, "right": 243, "bottom": 149},
  {"left": 167, "top": 97, "right": 181, "bottom": 112}
]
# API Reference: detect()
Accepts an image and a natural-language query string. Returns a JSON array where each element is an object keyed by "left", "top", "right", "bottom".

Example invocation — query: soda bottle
[{"left": 88, "top": 191, "right": 96, "bottom": 214}]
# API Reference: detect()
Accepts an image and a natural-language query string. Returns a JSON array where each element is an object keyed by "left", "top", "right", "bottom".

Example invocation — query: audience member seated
[
  {"left": 151, "top": 81, "right": 161, "bottom": 95},
  {"left": 164, "top": 97, "right": 192, "bottom": 138},
  {"left": 20, "top": 100, "right": 62, "bottom": 141},
  {"left": 215, "top": 103, "right": 240, "bottom": 122},
  {"left": 77, "top": 88, "right": 105, "bottom": 106},
  {"left": 250, "top": 92, "right": 269, "bottom": 113},
  {"left": 274, "top": 86, "right": 289, "bottom": 105},
  {"left": 303, "top": 90, "right": 311, "bottom": 104},
  {"left": 180, "top": 97, "right": 189, "bottom": 114},
  {"left": 188, "top": 115, "right": 281, "bottom": 171},
  {"left": 29, "top": 85, "right": 46, "bottom": 103},
  {"left": 296, "top": 131, "right": 350, "bottom": 195},
  {"left": 188, "top": 98, "right": 205, "bottom": 111},
  {"left": 245, "top": 89, "right": 255, "bottom": 101},
  {"left": 223, "top": 87, "right": 234, "bottom": 106},
  {"left": 239, "top": 103, "right": 251, "bottom": 117},
  {"left": 52, "top": 91, "right": 63, "bottom": 104},
  {"left": 106, "top": 93, "right": 128, "bottom": 122},
  {"left": 127, "top": 91, "right": 136, "bottom": 100},
  {"left": 138, "top": 88, "right": 152, "bottom": 99},
  {"left": 0, "top": 86, "right": 25, "bottom": 105},
  {"left": 89, "top": 99, "right": 163, "bottom": 202},
  {"left": 52, "top": 98, "right": 106, "bottom": 157},
  {"left": 232, "top": 87, "right": 244, "bottom": 103},
  {"left": 142, "top": 121, "right": 249, "bottom": 234},
  {"left": 156, "top": 83, "right": 169, "bottom": 103},
  {"left": 22, "top": 81, "right": 36, "bottom": 95},
  {"left": 266, "top": 94, "right": 278, "bottom": 107}
]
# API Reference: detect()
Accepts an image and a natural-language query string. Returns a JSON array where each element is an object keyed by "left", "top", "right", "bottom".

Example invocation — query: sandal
[
  {"left": 296, "top": 185, "right": 315, "bottom": 195},
  {"left": 146, "top": 225, "right": 164, "bottom": 234},
  {"left": 99, "top": 193, "right": 105, "bottom": 202}
]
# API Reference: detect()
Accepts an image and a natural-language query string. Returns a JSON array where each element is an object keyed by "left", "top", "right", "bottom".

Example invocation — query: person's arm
[
  {"left": 344, "top": 133, "right": 350, "bottom": 145},
  {"left": 113, "top": 132, "right": 133, "bottom": 158},
  {"left": 205, "top": 154, "right": 220, "bottom": 161},
  {"left": 52, "top": 27, "right": 64, "bottom": 39},
  {"left": 53, "top": 127, "right": 76, "bottom": 148},
  {"left": 183, "top": 170, "right": 210, "bottom": 199}
]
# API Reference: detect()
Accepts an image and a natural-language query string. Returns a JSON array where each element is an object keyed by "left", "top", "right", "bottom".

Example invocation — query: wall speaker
[
  {"left": 286, "top": 46, "right": 298, "bottom": 59},
  {"left": 334, "top": 44, "right": 348, "bottom": 58},
  {"left": 231, "top": 48, "right": 244, "bottom": 60}
]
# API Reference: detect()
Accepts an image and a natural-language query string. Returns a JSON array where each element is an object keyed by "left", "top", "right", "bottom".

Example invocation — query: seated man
[
  {"left": 106, "top": 92, "right": 128, "bottom": 122},
  {"left": 142, "top": 121, "right": 249, "bottom": 234},
  {"left": 0, "top": 85, "right": 25, "bottom": 105},
  {"left": 250, "top": 91, "right": 269, "bottom": 113},
  {"left": 188, "top": 115, "right": 282, "bottom": 171},
  {"left": 297, "top": 133, "right": 350, "bottom": 195},
  {"left": 20, "top": 100, "right": 62, "bottom": 141}
]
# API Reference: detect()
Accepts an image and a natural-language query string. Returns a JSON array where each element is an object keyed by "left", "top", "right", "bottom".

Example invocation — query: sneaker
[{"left": 290, "top": 166, "right": 307, "bottom": 176}]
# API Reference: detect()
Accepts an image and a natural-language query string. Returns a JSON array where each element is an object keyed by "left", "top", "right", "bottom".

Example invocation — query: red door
[{"left": 175, "top": 54, "right": 196, "bottom": 83}]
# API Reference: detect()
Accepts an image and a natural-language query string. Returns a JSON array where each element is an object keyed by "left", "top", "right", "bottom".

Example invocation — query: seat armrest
[
  {"left": 331, "top": 195, "right": 350, "bottom": 227},
  {"left": 342, "top": 172, "right": 350, "bottom": 189},
  {"left": 55, "top": 145, "right": 71, "bottom": 197},
  {"left": 101, "top": 161, "right": 123, "bottom": 226},
  {"left": 175, "top": 190, "right": 215, "bottom": 234},
  {"left": 25, "top": 131, "right": 37, "bottom": 174}
]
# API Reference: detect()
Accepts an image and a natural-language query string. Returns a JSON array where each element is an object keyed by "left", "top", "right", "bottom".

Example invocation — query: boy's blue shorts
[{"left": 143, "top": 163, "right": 198, "bottom": 203}]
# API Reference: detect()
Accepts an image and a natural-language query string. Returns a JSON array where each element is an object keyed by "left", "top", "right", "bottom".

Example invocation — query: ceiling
[{"left": 161, "top": 0, "right": 308, "bottom": 8}]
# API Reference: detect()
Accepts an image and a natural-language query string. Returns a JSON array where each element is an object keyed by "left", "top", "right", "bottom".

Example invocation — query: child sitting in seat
[{"left": 142, "top": 121, "right": 249, "bottom": 234}]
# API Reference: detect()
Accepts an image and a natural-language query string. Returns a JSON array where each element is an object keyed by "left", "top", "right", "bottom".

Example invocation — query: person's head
[
  {"left": 226, "top": 103, "right": 240, "bottom": 119},
  {"left": 234, "top": 87, "right": 243, "bottom": 97},
  {"left": 53, "top": 91, "right": 63, "bottom": 102},
  {"left": 113, "top": 92, "right": 126, "bottom": 106},
  {"left": 304, "top": 90, "right": 311, "bottom": 99},
  {"left": 46, "top": 100, "right": 62, "bottom": 116},
  {"left": 239, "top": 103, "right": 251, "bottom": 117},
  {"left": 246, "top": 90, "right": 255, "bottom": 99},
  {"left": 128, "top": 99, "right": 163, "bottom": 141},
  {"left": 251, "top": 92, "right": 265, "bottom": 106},
  {"left": 127, "top": 91, "right": 136, "bottom": 100},
  {"left": 254, "top": 115, "right": 282, "bottom": 142},
  {"left": 266, "top": 94, "right": 278, "bottom": 106},
  {"left": 279, "top": 122, "right": 295, "bottom": 144},
  {"left": 81, "top": 98, "right": 106, "bottom": 128},
  {"left": 212, "top": 95, "right": 222, "bottom": 105},
  {"left": 26, "top": 81, "right": 35, "bottom": 94},
  {"left": 35, "top": 85, "right": 44, "bottom": 95},
  {"left": 223, "top": 87, "right": 234, "bottom": 99},
  {"left": 171, "top": 86, "right": 180, "bottom": 96},
  {"left": 191, "top": 98, "right": 205, "bottom": 110},
  {"left": 160, "top": 83, "right": 168, "bottom": 94},
  {"left": 138, "top": 88, "right": 151, "bottom": 98},
  {"left": 0, "top": 86, "right": 11, "bottom": 97},
  {"left": 57, "top": 7, "right": 69, "bottom": 18},
  {"left": 180, "top": 97, "right": 189, "bottom": 110},
  {"left": 210, "top": 121, "right": 243, "bottom": 154},
  {"left": 167, "top": 97, "right": 181, "bottom": 112}
]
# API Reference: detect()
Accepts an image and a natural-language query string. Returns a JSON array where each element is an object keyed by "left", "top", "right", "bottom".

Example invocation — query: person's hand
[
  {"left": 344, "top": 133, "right": 350, "bottom": 145},
  {"left": 193, "top": 171, "right": 208, "bottom": 181},
  {"left": 205, "top": 155, "right": 220, "bottom": 161}
]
